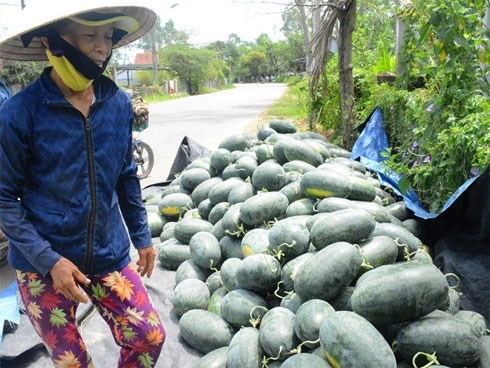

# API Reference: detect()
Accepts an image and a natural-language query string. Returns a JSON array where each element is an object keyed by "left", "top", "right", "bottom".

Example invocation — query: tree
[
  {"left": 338, "top": 0, "right": 356, "bottom": 149},
  {"left": 268, "top": 40, "right": 293, "bottom": 78},
  {"left": 309, "top": 1, "right": 343, "bottom": 131},
  {"left": 255, "top": 33, "right": 279, "bottom": 77},
  {"left": 138, "top": 17, "right": 164, "bottom": 51},
  {"left": 2, "top": 61, "right": 46, "bottom": 88},
  {"left": 161, "top": 19, "right": 190, "bottom": 46},
  {"left": 239, "top": 50, "right": 267, "bottom": 80},
  {"left": 309, "top": 0, "right": 356, "bottom": 145},
  {"left": 353, "top": 0, "right": 394, "bottom": 70},
  {"left": 295, "top": 0, "right": 312, "bottom": 73},
  {"left": 223, "top": 36, "right": 242, "bottom": 81},
  {"left": 160, "top": 45, "right": 223, "bottom": 94}
]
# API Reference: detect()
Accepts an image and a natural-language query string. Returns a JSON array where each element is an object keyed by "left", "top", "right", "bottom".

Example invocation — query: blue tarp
[
  {"left": 0, "top": 281, "right": 20, "bottom": 351},
  {"left": 351, "top": 107, "right": 481, "bottom": 219},
  {"left": 0, "top": 78, "right": 10, "bottom": 106}
]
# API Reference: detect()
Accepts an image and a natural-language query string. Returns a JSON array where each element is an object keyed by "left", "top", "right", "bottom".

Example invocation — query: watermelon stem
[
  {"left": 271, "top": 248, "right": 285, "bottom": 261},
  {"left": 273, "top": 281, "right": 294, "bottom": 300},
  {"left": 272, "top": 241, "right": 296, "bottom": 261},
  {"left": 261, "top": 346, "right": 284, "bottom": 368},
  {"left": 411, "top": 351, "right": 440, "bottom": 367},
  {"left": 290, "top": 338, "right": 320, "bottom": 354},
  {"left": 266, "top": 217, "right": 279, "bottom": 228},
  {"left": 355, "top": 244, "right": 373, "bottom": 270},
  {"left": 177, "top": 203, "right": 193, "bottom": 221},
  {"left": 406, "top": 248, "right": 429, "bottom": 261},
  {"left": 444, "top": 272, "right": 461, "bottom": 289},
  {"left": 209, "top": 259, "right": 219, "bottom": 273},
  {"left": 381, "top": 197, "right": 391, "bottom": 206},
  {"left": 224, "top": 223, "right": 246, "bottom": 237},
  {"left": 249, "top": 305, "right": 268, "bottom": 328},
  {"left": 261, "top": 252, "right": 279, "bottom": 274},
  {"left": 394, "top": 238, "right": 411, "bottom": 261},
  {"left": 273, "top": 280, "right": 285, "bottom": 299}
]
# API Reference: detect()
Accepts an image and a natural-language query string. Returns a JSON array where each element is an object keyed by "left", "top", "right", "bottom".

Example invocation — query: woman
[{"left": 0, "top": 3, "right": 165, "bottom": 367}]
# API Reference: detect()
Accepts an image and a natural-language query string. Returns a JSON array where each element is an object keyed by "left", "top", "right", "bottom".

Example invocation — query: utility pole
[
  {"left": 20, "top": 0, "right": 24, "bottom": 9},
  {"left": 483, "top": 3, "right": 489, "bottom": 82},
  {"left": 395, "top": 0, "right": 406, "bottom": 76},
  {"left": 151, "top": 26, "right": 158, "bottom": 86}
]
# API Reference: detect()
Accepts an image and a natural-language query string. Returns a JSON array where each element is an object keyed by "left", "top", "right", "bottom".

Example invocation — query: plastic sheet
[
  {"left": 166, "top": 136, "right": 211, "bottom": 182},
  {"left": 0, "top": 77, "right": 10, "bottom": 106},
  {"left": 351, "top": 106, "right": 482, "bottom": 219},
  {"left": 0, "top": 281, "right": 19, "bottom": 352}
]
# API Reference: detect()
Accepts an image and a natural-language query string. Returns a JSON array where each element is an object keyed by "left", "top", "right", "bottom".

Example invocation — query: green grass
[
  {"left": 143, "top": 92, "right": 188, "bottom": 103},
  {"left": 259, "top": 80, "right": 308, "bottom": 128},
  {"left": 144, "top": 84, "right": 234, "bottom": 103}
]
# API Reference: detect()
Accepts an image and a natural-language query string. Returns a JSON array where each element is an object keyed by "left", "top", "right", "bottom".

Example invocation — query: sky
[{"left": 0, "top": 0, "right": 289, "bottom": 45}]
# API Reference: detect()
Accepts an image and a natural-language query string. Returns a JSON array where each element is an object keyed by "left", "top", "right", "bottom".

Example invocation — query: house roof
[{"left": 134, "top": 52, "right": 153, "bottom": 65}]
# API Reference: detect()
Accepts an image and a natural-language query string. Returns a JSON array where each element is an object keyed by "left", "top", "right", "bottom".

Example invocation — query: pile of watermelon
[{"left": 143, "top": 119, "right": 489, "bottom": 368}]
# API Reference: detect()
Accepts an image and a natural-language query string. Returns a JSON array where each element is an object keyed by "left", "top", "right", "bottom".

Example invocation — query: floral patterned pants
[{"left": 16, "top": 263, "right": 165, "bottom": 368}]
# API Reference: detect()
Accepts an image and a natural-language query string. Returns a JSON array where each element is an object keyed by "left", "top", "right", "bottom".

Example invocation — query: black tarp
[
  {"left": 166, "top": 136, "right": 211, "bottom": 182},
  {"left": 352, "top": 107, "right": 490, "bottom": 324},
  {"left": 428, "top": 166, "right": 490, "bottom": 324}
]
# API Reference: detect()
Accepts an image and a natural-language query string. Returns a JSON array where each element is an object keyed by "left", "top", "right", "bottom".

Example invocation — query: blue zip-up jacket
[{"left": 0, "top": 67, "right": 152, "bottom": 276}]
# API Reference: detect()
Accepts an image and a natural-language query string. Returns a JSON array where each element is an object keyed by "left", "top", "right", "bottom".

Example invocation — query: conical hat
[{"left": 0, "top": 0, "right": 157, "bottom": 61}]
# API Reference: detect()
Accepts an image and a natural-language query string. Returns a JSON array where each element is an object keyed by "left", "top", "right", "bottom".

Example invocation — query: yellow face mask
[{"left": 46, "top": 48, "right": 93, "bottom": 91}]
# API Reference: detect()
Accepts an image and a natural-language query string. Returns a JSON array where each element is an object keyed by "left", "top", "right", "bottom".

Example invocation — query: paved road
[{"left": 138, "top": 82, "right": 288, "bottom": 188}]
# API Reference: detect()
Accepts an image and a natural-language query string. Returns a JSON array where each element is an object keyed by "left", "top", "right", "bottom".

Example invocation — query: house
[
  {"left": 115, "top": 51, "right": 154, "bottom": 87},
  {"left": 114, "top": 52, "right": 177, "bottom": 93}
]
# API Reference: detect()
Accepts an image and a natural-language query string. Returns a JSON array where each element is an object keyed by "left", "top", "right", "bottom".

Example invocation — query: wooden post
[{"left": 111, "top": 66, "right": 117, "bottom": 83}]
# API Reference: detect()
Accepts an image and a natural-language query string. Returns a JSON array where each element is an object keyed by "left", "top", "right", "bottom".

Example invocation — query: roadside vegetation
[
  {"left": 262, "top": 0, "right": 490, "bottom": 212},
  {"left": 261, "top": 78, "right": 309, "bottom": 127}
]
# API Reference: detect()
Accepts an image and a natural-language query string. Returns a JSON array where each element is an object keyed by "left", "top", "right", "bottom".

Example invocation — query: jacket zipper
[{"left": 83, "top": 116, "right": 97, "bottom": 274}]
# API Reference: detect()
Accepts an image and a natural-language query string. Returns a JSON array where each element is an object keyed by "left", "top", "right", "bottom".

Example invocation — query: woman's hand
[
  {"left": 137, "top": 245, "right": 156, "bottom": 278},
  {"left": 49, "top": 257, "right": 91, "bottom": 303}
]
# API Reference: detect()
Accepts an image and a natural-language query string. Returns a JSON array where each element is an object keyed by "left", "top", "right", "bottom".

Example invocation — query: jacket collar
[{"left": 39, "top": 67, "right": 119, "bottom": 105}]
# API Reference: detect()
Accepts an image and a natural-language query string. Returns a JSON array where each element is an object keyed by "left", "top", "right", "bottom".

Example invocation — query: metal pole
[{"left": 20, "top": 0, "right": 24, "bottom": 9}]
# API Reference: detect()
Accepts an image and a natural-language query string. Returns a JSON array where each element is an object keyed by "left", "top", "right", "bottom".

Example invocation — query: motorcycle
[
  {"left": 132, "top": 132, "right": 154, "bottom": 179},
  {"left": 125, "top": 87, "right": 154, "bottom": 179}
]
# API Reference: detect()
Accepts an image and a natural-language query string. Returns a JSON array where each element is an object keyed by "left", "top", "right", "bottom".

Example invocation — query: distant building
[
  {"left": 114, "top": 52, "right": 178, "bottom": 93},
  {"left": 134, "top": 52, "right": 153, "bottom": 65},
  {"left": 116, "top": 52, "right": 153, "bottom": 87}
]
